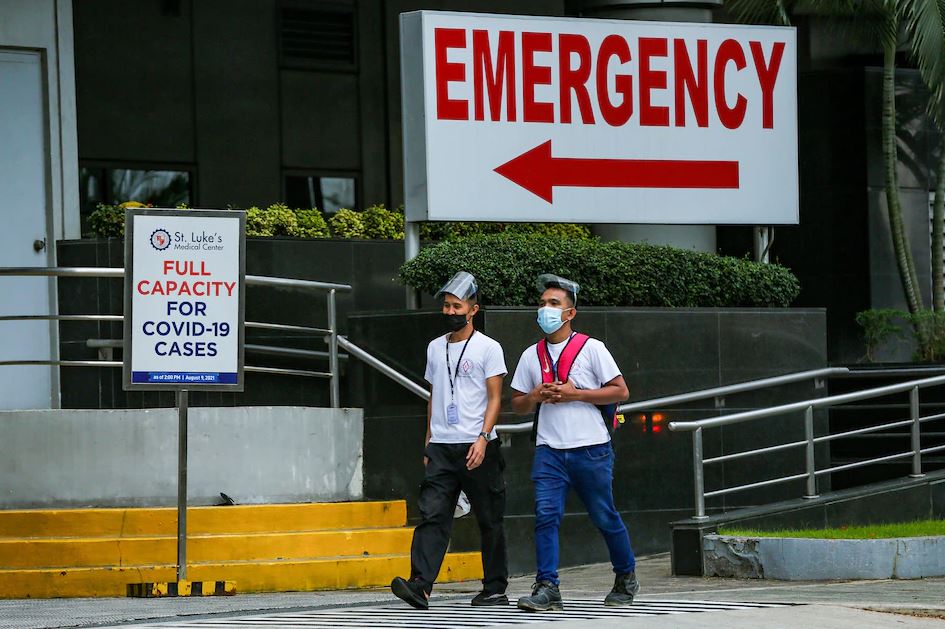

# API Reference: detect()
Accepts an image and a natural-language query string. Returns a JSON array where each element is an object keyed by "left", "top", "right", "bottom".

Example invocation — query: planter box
[{"left": 704, "top": 533, "right": 945, "bottom": 580}]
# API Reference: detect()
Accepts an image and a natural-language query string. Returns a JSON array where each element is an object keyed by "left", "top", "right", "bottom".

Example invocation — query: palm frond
[{"left": 902, "top": 0, "right": 945, "bottom": 130}]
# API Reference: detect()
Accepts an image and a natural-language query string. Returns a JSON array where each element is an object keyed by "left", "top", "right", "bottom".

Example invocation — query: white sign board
[
  {"left": 123, "top": 209, "right": 246, "bottom": 391},
  {"left": 400, "top": 11, "right": 798, "bottom": 225}
]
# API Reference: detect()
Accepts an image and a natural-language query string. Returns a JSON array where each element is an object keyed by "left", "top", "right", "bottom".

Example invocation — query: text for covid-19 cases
[
  {"left": 136, "top": 260, "right": 233, "bottom": 358},
  {"left": 433, "top": 29, "right": 786, "bottom": 130}
]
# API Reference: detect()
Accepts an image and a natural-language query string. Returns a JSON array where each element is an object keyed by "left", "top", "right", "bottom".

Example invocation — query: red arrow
[{"left": 494, "top": 140, "right": 740, "bottom": 203}]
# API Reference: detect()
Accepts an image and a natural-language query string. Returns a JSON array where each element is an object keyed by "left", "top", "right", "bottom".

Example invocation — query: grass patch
[{"left": 718, "top": 519, "right": 945, "bottom": 540}]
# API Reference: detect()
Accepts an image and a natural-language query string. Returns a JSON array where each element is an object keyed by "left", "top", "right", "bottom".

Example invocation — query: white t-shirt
[
  {"left": 424, "top": 331, "right": 508, "bottom": 444},
  {"left": 511, "top": 335, "right": 622, "bottom": 449}
]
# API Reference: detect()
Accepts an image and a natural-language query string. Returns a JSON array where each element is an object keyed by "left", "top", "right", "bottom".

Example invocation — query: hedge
[
  {"left": 400, "top": 234, "right": 800, "bottom": 308},
  {"left": 87, "top": 202, "right": 591, "bottom": 241}
]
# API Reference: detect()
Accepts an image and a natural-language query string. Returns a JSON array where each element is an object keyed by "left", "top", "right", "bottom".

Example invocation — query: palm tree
[
  {"left": 902, "top": 0, "right": 945, "bottom": 309},
  {"left": 728, "top": 0, "right": 945, "bottom": 321}
]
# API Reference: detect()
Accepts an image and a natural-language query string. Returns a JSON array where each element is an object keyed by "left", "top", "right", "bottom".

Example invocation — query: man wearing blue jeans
[{"left": 510, "top": 274, "right": 638, "bottom": 611}]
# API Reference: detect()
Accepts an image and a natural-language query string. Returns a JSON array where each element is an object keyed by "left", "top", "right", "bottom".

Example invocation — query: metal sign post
[
  {"left": 176, "top": 388, "right": 189, "bottom": 582},
  {"left": 123, "top": 208, "right": 246, "bottom": 586}
]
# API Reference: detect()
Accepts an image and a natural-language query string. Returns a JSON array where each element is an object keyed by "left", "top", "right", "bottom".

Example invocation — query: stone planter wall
[{"left": 704, "top": 533, "right": 945, "bottom": 580}]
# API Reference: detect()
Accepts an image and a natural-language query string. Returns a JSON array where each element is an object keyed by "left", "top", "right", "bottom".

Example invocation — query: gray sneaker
[
  {"left": 517, "top": 581, "right": 563, "bottom": 612},
  {"left": 604, "top": 572, "right": 640, "bottom": 606}
]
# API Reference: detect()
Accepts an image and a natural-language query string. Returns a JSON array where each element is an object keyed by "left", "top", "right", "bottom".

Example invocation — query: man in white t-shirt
[
  {"left": 510, "top": 274, "right": 639, "bottom": 612},
  {"left": 391, "top": 271, "right": 509, "bottom": 610}
]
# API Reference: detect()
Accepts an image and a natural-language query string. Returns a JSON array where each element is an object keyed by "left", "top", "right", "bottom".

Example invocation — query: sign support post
[
  {"left": 404, "top": 219, "right": 420, "bottom": 309},
  {"left": 176, "top": 388, "right": 189, "bottom": 582}
]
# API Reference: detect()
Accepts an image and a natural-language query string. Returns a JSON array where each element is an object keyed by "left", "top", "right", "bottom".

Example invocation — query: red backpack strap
[
  {"left": 537, "top": 339, "right": 554, "bottom": 384},
  {"left": 556, "top": 333, "right": 590, "bottom": 382}
]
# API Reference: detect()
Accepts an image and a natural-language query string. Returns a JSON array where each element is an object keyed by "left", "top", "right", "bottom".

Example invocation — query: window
[
  {"left": 284, "top": 174, "right": 356, "bottom": 213},
  {"left": 79, "top": 165, "right": 193, "bottom": 236}
]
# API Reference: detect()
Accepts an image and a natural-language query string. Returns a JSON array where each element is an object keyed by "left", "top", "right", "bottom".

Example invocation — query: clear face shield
[
  {"left": 436, "top": 271, "right": 479, "bottom": 302},
  {"left": 536, "top": 273, "right": 580, "bottom": 305}
]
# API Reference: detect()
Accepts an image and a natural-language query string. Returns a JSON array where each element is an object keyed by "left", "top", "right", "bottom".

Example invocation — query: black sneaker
[
  {"left": 516, "top": 581, "right": 563, "bottom": 612},
  {"left": 471, "top": 591, "right": 509, "bottom": 606},
  {"left": 604, "top": 571, "right": 640, "bottom": 606},
  {"left": 391, "top": 576, "right": 429, "bottom": 610}
]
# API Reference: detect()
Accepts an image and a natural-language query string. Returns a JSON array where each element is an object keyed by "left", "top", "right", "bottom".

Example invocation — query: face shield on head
[
  {"left": 536, "top": 273, "right": 580, "bottom": 305},
  {"left": 436, "top": 271, "right": 479, "bottom": 302}
]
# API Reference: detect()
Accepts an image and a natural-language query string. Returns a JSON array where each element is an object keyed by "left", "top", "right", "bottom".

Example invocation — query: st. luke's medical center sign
[{"left": 400, "top": 11, "right": 797, "bottom": 225}]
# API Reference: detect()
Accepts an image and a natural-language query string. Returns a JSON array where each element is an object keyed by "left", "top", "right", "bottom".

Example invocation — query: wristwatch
[{"left": 478, "top": 431, "right": 492, "bottom": 442}]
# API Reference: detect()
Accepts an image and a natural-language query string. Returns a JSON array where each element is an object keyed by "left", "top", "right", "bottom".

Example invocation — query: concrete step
[
  {"left": 0, "top": 551, "right": 482, "bottom": 598},
  {"left": 0, "top": 527, "right": 416, "bottom": 569},
  {"left": 0, "top": 501, "right": 407, "bottom": 538}
]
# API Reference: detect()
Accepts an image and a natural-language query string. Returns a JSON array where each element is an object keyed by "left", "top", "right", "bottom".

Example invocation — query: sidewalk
[{"left": 1, "top": 554, "right": 943, "bottom": 629}]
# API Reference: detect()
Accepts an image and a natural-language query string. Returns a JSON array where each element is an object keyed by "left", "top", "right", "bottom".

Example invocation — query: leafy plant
[
  {"left": 419, "top": 221, "right": 592, "bottom": 241},
  {"left": 295, "top": 209, "right": 330, "bottom": 238},
  {"left": 400, "top": 234, "right": 800, "bottom": 307},
  {"left": 329, "top": 208, "right": 366, "bottom": 238},
  {"left": 906, "top": 309, "right": 945, "bottom": 362},
  {"left": 855, "top": 309, "right": 907, "bottom": 361},
  {"left": 361, "top": 204, "right": 404, "bottom": 239}
]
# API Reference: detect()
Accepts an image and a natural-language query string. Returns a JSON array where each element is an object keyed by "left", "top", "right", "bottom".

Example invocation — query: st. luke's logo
[{"left": 150, "top": 229, "right": 171, "bottom": 251}]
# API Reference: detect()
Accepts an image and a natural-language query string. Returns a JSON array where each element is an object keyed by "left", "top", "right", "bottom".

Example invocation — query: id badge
[{"left": 446, "top": 403, "right": 460, "bottom": 425}]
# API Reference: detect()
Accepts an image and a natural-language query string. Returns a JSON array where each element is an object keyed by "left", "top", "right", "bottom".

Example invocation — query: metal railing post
[
  {"left": 692, "top": 427, "right": 707, "bottom": 519},
  {"left": 327, "top": 289, "right": 339, "bottom": 408},
  {"left": 804, "top": 405, "right": 818, "bottom": 498},
  {"left": 910, "top": 386, "right": 924, "bottom": 477}
]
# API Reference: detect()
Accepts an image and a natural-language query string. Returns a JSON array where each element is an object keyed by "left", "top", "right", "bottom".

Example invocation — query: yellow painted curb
[
  {"left": 0, "top": 552, "right": 482, "bottom": 599},
  {"left": 0, "top": 528, "right": 415, "bottom": 569},
  {"left": 0, "top": 501, "right": 407, "bottom": 538}
]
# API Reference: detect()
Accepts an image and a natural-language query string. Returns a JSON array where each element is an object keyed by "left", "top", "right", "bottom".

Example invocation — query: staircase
[{"left": 0, "top": 501, "right": 482, "bottom": 598}]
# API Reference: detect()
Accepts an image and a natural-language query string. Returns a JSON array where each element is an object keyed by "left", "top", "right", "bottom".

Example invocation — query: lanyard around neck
[{"left": 446, "top": 330, "right": 475, "bottom": 401}]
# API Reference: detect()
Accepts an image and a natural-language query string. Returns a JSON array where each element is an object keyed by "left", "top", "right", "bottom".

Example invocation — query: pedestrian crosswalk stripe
[{"left": 130, "top": 598, "right": 794, "bottom": 628}]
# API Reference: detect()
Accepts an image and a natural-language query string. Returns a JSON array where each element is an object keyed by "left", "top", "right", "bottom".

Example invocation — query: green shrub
[
  {"left": 906, "top": 310, "right": 945, "bottom": 362},
  {"left": 362, "top": 204, "right": 404, "bottom": 239},
  {"left": 294, "top": 209, "right": 330, "bottom": 238},
  {"left": 261, "top": 203, "right": 298, "bottom": 236},
  {"left": 245, "top": 206, "right": 270, "bottom": 236},
  {"left": 855, "top": 309, "right": 907, "bottom": 362},
  {"left": 88, "top": 203, "right": 126, "bottom": 238},
  {"left": 419, "top": 221, "right": 592, "bottom": 241},
  {"left": 329, "top": 208, "right": 366, "bottom": 238},
  {"left": 400, "top": 234, "right": 800, "bottom": 307}
]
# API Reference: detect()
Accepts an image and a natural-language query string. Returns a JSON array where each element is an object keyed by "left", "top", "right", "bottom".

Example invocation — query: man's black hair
[{"left": 542, "top": 281, "right": 576, "bottom": 307}]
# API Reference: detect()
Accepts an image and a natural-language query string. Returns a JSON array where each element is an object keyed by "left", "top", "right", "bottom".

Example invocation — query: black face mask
[{"left": 443, "top": 313, "right": 469, "bottom": 332}]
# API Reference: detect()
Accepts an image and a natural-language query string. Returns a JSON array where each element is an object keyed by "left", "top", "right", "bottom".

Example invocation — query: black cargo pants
[{"left": 409, "top": 439, "right": 508, "bottom": 595}]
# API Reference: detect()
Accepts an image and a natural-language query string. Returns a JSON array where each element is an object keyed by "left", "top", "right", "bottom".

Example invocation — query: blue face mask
[{"left": 537, "top": 306, "right": 570, "bottom": 335}]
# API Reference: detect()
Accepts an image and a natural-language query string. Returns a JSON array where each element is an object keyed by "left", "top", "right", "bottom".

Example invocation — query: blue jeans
[{"left": 531, "top": 443, "right": 635, "bottom": 585}]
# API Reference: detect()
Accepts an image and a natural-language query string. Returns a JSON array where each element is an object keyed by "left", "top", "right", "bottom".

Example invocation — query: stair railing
[{"left": 670, "top": 373, "right": 945, "bottom": 520}]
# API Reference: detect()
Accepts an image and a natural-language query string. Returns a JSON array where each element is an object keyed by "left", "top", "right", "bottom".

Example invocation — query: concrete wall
[{"left": 0, "top": 406, "right": 363, "bottom": 509}]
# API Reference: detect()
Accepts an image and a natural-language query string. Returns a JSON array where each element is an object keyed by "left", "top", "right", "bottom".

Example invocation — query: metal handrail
[
  {"left": 618, "top": 367, "right": 848, "bottom": 413},
  {"left": 670, "top": 373, "right": 945, "bottom": 519},
  {"left": 337, "top": 336, "right": 430, "bottom": 400},
  {"left": 495, "top": 367, "right": 846, "bottom": 435},
  {"left": 0, "top": 266, "right": 350, "bottom": 406},
  {"left": 668, "top": 374, "right": 945, "bottom": 432}
]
